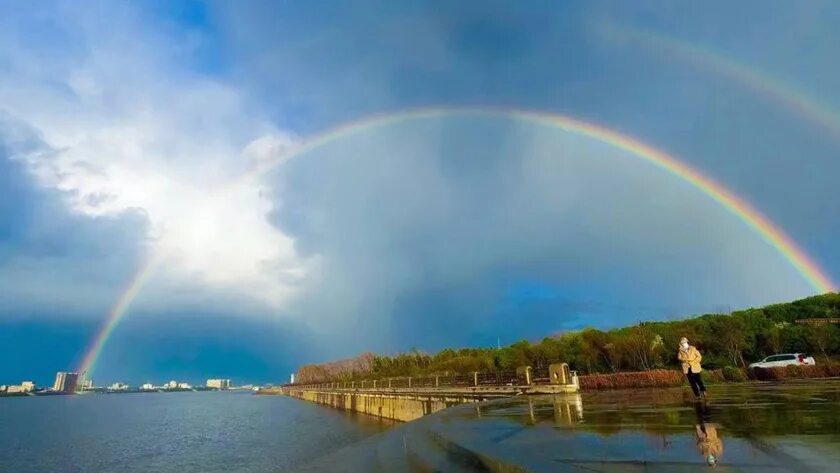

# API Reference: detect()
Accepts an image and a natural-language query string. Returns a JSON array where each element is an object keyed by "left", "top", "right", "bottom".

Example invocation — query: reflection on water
[
  {"left": 693, "top": 403, "right": 722, "bottom": 467},
  {"left": 296, "top": 380, "right": 840, "bottom": 472}
]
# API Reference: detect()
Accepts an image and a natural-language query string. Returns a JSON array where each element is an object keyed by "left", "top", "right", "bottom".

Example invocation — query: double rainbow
[{"left": 77, "top": 107, "right": 836, "bottom": 379}]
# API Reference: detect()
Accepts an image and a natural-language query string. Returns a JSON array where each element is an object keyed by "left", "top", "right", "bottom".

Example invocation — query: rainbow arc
[{"left": 77, "top": 107, "right": 836, "bottom": 378}]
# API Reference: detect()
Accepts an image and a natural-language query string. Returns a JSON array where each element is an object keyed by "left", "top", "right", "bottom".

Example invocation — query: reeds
[
  {"left": 579, "top": 363, "right": 840, "bottom": 389},
  {"left": 578, "top": 369, "right": 688, "bottom": 390}
]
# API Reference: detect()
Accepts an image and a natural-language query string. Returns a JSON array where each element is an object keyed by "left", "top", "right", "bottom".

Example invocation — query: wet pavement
[{"left": 294, "top": 380, "right": 840, "bottom": 472}]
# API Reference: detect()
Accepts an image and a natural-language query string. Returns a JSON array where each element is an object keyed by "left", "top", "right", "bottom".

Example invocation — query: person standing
[{"left": 678, "top": 337, "right": 707, "bottom": 400}]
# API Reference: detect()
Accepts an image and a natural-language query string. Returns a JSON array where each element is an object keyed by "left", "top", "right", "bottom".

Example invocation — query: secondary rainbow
[
  {"left": 606, "top": 25, "right": 840, "bottom": 141},
  {"left": 77, "top": 107, "right": 837, "bottom": 378}
]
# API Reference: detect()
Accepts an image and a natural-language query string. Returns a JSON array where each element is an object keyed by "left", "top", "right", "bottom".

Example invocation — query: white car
[{"left": 749, "top": 353, "right": 815, "bottom": 369}]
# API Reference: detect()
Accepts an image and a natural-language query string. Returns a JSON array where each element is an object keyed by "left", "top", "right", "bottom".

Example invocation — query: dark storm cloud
[
  {"left": 211, "top": 0, "right": 840, "bottom": 280},
  {"left": 262, "top": 116, "right": 812, "bottom": 355}
]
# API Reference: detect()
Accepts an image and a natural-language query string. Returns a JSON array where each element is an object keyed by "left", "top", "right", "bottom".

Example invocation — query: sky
[{"left": 1, "top": 0, "right": 839, "bottom": 386}]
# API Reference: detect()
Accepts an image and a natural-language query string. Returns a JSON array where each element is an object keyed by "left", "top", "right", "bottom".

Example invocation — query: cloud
[
  {"left": 261, "top": 115, "right": 813, "bottom": 354},
  {"left": 0, "top": 114, "right": 148, "bottom": 315},
  {"left": 0, "top": 1, "right": 311, "bottom": 313},
  {"left": 2, "top": 0, "right": 838, "bottom": 373}
]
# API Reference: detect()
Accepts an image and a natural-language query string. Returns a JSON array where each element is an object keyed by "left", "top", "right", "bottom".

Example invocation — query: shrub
[
  {"left": 722, "top": 366, "right": 748, "bottom": 382},
  {"left": 700, "top": 369, "right": 726, "bottom": 384},
  {"left": 579, "top": 369, "right": 685, "bottom": 390}
]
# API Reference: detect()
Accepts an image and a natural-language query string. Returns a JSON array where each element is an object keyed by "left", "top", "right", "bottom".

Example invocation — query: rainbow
[
  {"left": 604, "top": 25, "right": 840, "bottom": 140},
  {"left": 77, "top": 107, "right": 837, "bottom": 378},
  {"left": 77, "top": 255, "right": 160, "bottom": 379}
]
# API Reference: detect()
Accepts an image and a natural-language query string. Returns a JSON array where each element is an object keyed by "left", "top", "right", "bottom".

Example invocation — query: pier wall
[
  {"left": 284, "top": 389, "right": 469, "bottom": 422},
  {"left": 273, "top": 383, "right": 578, "bottom": 422}
]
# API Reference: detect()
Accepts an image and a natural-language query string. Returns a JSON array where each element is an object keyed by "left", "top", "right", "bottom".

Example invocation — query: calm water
[
  {"left": 4, "top": 382, "right": 840, "bottom": 472},
  {"left": 300, "top": 380, "right": 840, "bottom": 472},
  {"left": 0, "top": 391, "right": 390, "bottom": 472}
]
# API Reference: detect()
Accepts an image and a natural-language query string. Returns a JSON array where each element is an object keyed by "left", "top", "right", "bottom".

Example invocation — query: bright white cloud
[{"left": 0, "top": 2, "right": 310, "bottom": 310}]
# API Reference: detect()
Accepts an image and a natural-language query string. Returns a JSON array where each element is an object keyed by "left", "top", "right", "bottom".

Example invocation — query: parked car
[{"left": 749, "top": 353, "right": 815, "bottom": 369}]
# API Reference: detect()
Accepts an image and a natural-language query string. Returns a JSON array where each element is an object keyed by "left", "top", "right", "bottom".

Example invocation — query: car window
[{"left": 766, "top": 355, "right": 792, "bottom": 362}]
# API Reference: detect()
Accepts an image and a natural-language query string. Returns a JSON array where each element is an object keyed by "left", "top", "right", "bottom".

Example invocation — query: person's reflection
[{"left": 694, "top": 402, "right": 723, "bottom": 467}]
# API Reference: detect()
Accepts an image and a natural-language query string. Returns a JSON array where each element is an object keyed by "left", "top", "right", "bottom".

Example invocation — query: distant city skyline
[{"left": 2, "top": 370, "right": 244, "bottom": 393}]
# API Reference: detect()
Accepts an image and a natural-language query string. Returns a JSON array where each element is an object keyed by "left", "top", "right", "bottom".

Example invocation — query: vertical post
[
  {"left": 525, "top": 366, "right": 532, "bottom": 386},
  {"left": 435, "top": 376, "right": 439, "bottom": 388},
  {"left": 351, "top": 381, "right": 354, "bottom": 389},
  {"left": 473, "top": 372, "right": 478, "bottom": 387},
  {"left": 373, "top": 380, "right": 377, "bottom": 389},
  {"left": 388, "top": 378, "right": 392, "bottom": 388},
  {"left": 408, "top": 377, "right": 412, "bottom": 388}
]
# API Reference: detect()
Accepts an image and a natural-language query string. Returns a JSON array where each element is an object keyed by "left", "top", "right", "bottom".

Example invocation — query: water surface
[
  {"left": 298, "top": 380, "right": 840, "bottom": 472},
  {"left": 0, "top": 391, "right": 390, "bottom": 472}
]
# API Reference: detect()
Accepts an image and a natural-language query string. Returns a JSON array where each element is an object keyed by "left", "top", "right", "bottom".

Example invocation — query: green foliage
[
  {"left": 722, "top": 366, "right": 748, "bottom": 382},
  {"left": 296, "top": 293, "right": 840, "bottom": 382}
]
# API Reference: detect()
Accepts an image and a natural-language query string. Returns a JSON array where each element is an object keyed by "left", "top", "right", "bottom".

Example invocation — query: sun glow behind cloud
[{"left": 0, "top": 2, "right": 314, "bottom": 311}]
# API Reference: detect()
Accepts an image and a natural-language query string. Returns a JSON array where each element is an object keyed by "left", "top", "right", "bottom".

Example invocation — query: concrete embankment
[
  {"left": 260, "top": 384, "right": 578, "bottom": 422},
  {"left": 284, "top": 389, "right": 461, "bottom": 422}
]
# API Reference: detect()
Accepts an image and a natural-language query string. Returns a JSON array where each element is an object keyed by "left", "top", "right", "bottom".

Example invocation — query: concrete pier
[{"left": 267, "top": 382, "right": 579, "bottom": 422}]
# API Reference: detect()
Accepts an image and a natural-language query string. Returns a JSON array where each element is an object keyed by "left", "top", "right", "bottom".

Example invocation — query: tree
[{"left": 806, "top": 324, "right": 839, "bottom": 363}]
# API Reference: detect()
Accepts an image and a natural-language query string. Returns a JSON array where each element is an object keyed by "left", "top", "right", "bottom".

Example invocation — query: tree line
[{"left": 295, "top": 293, "right": 840, "bottom": 384}]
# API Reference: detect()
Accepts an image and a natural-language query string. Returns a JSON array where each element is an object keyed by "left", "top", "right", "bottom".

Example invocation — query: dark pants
[{"left": 686, "top": 370, "right": 706, "bottom": 397}]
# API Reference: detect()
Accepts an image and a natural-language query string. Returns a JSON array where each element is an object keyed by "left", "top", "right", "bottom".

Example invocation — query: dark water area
[
  {"left": 0, "top": 391, "right": 390, "bottom": 472},
  {"left": 299, "top": 380, "right": 840, "bottom": 472}
]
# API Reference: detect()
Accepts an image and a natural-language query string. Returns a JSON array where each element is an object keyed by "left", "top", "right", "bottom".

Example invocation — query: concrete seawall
[
  {"left": 285, "top": 389, "right": 469, "bottom": 422},
  {"left": 267, "top": 384, "right": 578, "bottom": 422}
]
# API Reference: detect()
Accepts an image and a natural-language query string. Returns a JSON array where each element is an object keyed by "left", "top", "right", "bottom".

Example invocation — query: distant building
[
  {"left": 53, "top": 372, "right": 79, "bottom": 393},
  {"left": 6, "top": 381, "right": 35, "bottom": 394},
  {"left": 290, "top": 373, "right": 295, "bottom": 384},
  {"left": 166, "top": 380, "right": 178, "bottom": 389},
  {"left": 140, "top": 383, "right": 155, "bottom": 391},
  {"left": 177, "top": 382, "right": 191, "bottom": 389},
  {"left": 82, "top": 379, "right": 93, "bottom": 389},
  {"left": 206, "top": 379, "right": 230, "bottom": 390},
  {"left": 109, "top": 382, "right": 129, "bottom": 391}
]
